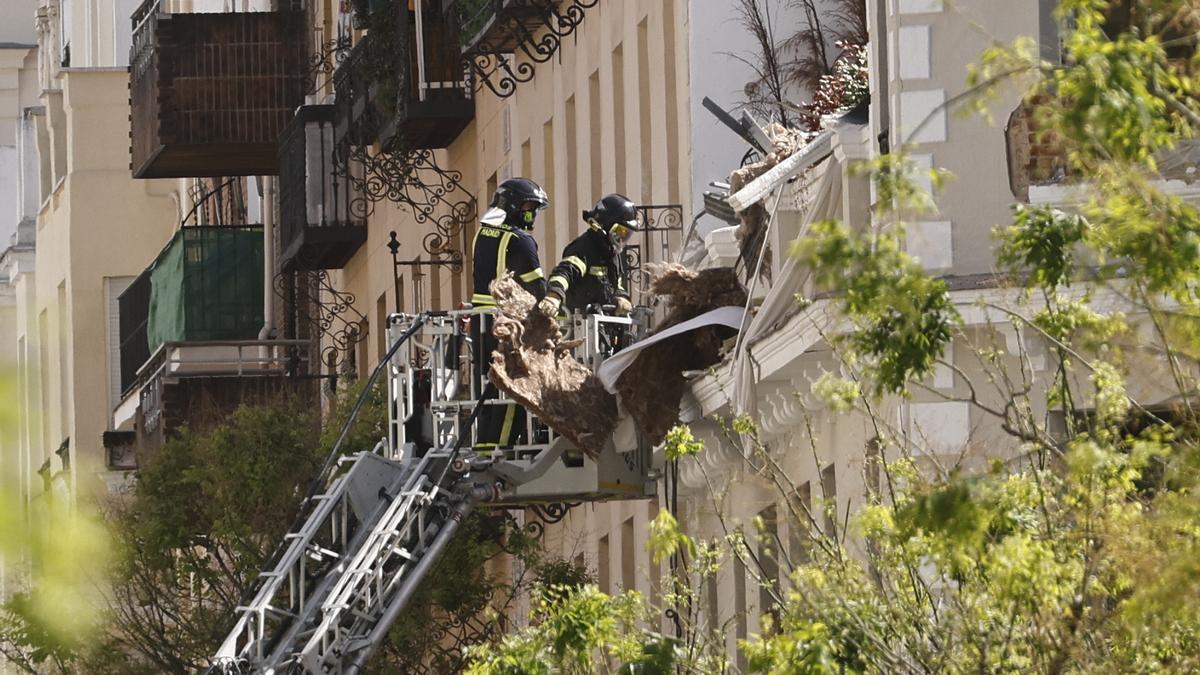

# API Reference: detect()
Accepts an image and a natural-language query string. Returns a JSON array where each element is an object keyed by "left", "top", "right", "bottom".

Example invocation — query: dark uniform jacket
[
  {"left": 547, "top": 228, "right": 629, "bottom": 311},
  {"left": 471, "top": 223, "right": 546, "bottom": 305}
]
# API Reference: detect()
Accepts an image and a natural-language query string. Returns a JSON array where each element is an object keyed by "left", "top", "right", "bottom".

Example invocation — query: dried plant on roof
[{"left": 732, "top": 0, "right": 868, "bottom": 128}]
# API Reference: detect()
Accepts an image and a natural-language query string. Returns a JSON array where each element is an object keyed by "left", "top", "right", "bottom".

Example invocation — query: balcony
[
  {"left": 128, "top": 0, "right": 306, "bottom": 179},
  {"left": 333, "top": 0, "right": 474, "bottom": 151},
  {"left": 279, "top": 105, "right": 368, "bottom": 270},
  {"left": 458, "top": 0, "right": 559, "bottom": 54},
  {"left": 454, "top": 0, "right": 598, "bottom": 98},
  {"left": 117, "top": 225, "right": 266, "bottom": 395},
  {"left": 114, "top": 225, "right": 314, "bottom": 459}
]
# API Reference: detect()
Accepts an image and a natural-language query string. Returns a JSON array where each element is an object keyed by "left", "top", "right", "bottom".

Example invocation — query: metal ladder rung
[{"left": 305, "top": 544, "right": 342, "bottom": 560}]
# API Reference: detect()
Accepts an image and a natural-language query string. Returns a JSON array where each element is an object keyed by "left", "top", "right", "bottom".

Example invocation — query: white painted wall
[{"left": 0, "top": 46, "right": 39, "bottom": 249}]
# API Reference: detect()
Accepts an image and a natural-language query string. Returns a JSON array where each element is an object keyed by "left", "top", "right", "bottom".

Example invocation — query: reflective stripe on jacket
[
  {"left": 546, "top": 227, "right": 628, "bottom": 311},
  {"left": 471, "top": 224, "right": 546, "bottom": 305}
]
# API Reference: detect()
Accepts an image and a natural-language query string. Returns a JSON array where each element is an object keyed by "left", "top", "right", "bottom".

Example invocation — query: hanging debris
[
  {"left": 728, "top": 123, "right": 803, "bottom": 272},
  {"left": 614, "top": 263, "right": 747, "bottom": 445},
  {"left": 488, "top": 275, "right": 618, "bottom": 458}
]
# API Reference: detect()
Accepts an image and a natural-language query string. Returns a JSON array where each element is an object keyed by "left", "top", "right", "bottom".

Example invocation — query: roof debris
[
  {"left": 488, "top": 274, "right": 617, "bottom": 458},
  {"left": 727, "top": 123, "right": 804, "bottom": 273},
  {"left": 614, "top": 263, "right": 746, "bottom": 445},
  {"left": 488, "top": 264, "right": 747, "bottom": 454}
]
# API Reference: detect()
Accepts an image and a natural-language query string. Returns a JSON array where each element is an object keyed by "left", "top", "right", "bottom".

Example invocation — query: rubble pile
[
  {"left": 614, "top": 263, "right": 746, "bottom": 445},
  {"left": 487, "top": 274, "right": 618, "bottom": 458},
  {"left": 727, "top": 123, "right": 803, "bottom": 270}
]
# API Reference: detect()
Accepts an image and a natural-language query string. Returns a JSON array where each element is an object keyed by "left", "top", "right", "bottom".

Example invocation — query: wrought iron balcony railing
[
  {"left": 279, "top": 105, "right": 368, "bottom": 271},
  {"left": 333, "top": 0, "right": 474, "bottom": 152},
  {"left": 128, "top": 0, "right": 307, "bottom": 178},
  {"left": 453, "top": 0, "right": 599, "bottom": 99}
]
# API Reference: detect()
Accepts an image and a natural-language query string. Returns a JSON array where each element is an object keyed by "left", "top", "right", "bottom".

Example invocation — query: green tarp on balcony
[{"left": 146, "top": 226, "right": 264, "bottom": 352}]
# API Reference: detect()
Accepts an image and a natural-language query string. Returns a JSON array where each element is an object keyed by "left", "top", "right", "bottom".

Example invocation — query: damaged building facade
[
  {"left": 535, "top": 0, "right": 1184, "bottom": 664},
  {"left": 8, "top": 0, "right": 1179, "bottom": 667}
]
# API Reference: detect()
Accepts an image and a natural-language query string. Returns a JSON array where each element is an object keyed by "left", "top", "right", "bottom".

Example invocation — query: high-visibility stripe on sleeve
[
  {"left": 563, "top": 256, "right": 586, "bottom": 274},
  {"left": 471, "top": 293, "right": 495, "bottom": 306},
  {"left": 548, "top": 274, "right": 570, "bottom": 290},
  {"left": 497, "top": 232, "right": 514, "bottom": 278},
  {"left": 519, "top": 267, "right": 544, "bottom": 282}
]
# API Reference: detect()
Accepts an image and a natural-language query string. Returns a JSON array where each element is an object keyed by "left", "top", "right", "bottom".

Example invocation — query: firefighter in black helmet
[
  {"left": 471, "top": 177, "right": 549, "bottom": 449},
  {"left": 537, "top": 193, "right": 637, "bottom": 317}
]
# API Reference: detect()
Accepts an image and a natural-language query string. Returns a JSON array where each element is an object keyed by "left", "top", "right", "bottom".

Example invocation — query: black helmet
[
  {"left": 484, "top": 177, "right": 549, "bottom": 230},
  {"left": 584, "top": 193, "right": 639, "bottom": 244}
]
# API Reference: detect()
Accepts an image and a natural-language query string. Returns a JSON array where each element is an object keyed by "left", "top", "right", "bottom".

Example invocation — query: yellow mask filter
[{"left": 609, "top": 222, "right": 633, "bottom": 244}]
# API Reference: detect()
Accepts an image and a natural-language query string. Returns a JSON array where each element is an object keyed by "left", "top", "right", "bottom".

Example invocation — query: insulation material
[
  {"left": 614, "top": 264, "right": 747, "bottom": 445},
  {"left": 488, "top": 275, "right": 618, "bottom": 458},
  {"left": 597, "top": 306, "right": 746, "bottom": 391},
  {"left": 728, "top": 123, "right": 803, "bottom": 271}
]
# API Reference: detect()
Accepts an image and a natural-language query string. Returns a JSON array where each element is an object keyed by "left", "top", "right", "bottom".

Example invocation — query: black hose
[{"left": 305, "top": 312, "right": 429, "bottom": 505}]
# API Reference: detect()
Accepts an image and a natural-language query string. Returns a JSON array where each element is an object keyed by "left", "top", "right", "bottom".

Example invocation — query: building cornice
[{"left": 0, "top": 245, "right": 36, "bottom": 280}]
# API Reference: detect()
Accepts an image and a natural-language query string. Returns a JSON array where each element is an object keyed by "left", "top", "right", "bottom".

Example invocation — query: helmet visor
[{"left": 609, "top": 221, "right": 635, "bottom": 244}]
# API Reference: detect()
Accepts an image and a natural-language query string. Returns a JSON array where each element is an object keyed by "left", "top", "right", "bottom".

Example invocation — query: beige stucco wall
[
  {"left": 17, "top": 68, "right": 175, "bottom": 499},
  {"left": 306, "top": 0, "right": 699, "bottom": 615},
  {"left": 334, "top": 1, "right": 693, "bottom": 376}
]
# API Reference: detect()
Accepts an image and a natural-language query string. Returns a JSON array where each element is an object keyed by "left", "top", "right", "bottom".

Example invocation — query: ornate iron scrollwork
[
  {"left": 334, "top": 145, "right": 472, "bottom": 224},
  {"left": 275, "top": 268, "right": 368, "bottom": 371},
  {"left": 622, "top": 204, "right": 684, "bottom": 275},
  {"left": 528, "top": 501, "right": 581, "bottom": 526},
  {"left": 459, "top": 0, "right": 600, "bottom": 99},
  {"left": 304, "top": 35, "right": 352, "bottom": 95},
  {"left": 365, "top": 149, "right": 475, "bottom": 311}
]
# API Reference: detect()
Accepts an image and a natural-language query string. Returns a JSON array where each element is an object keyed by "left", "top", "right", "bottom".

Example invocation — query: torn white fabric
[
  {"left": 733, "top": 156, "right": 843, "bottom": 415},
  {"left": 597, "top": 306, "right": 747, "bottom": 393}
]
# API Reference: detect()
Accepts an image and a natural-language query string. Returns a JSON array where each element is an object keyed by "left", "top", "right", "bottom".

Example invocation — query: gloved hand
[
  {"left": 615, "top": 296, "right": 632, "bottom": 317},
  {"left": 537, "top": 294, "right": 562, "bottom": 317}
]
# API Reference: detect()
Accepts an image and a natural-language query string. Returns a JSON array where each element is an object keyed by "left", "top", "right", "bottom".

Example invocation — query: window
[
  {"left": 375, "top": 291, "right": 387, "bottom": 363},
  {"left": 588, "top": 70, "right": 601, "bottom": 207},
  {"left": 637, "top": 19, "right": 652, "bottom": 201},
  {"left": 541, "top": 120, "right": 556, "bottom": 257},
  {"left": 105, "top": 277, "right": 135, "bottom": 413},
  {"left": 821, "top": 463, "right": 838, "bottom": 539},
  {"left": 565, "top": 95, "right": 578, "bottom": 238},
  {"left": 60, "top": 0, "right": 73, "bottom": 67},
  {"left": 734, "top": 553, "right": 748, "bottom": 671},
  {"left": 57, "top": 283, "right": 69, "bottom": 442},
  {"left": 757, "top": 504, "right": 780, "bottom": 628},
  {"left": 113, "top": 0, "right": 141, "bottom": 66},
  {"left": 647, "top": 501, "right": 662, "bottom": 607},
  {"left": 621, "top": 516, "right": 635, "bottom": 591},
  {"left": 789, "top": 482, "right": 812, "bottom": 565},
  {"left": 598, "top": 534, "right": 610, "bottom": 593},
  {"left": 611, "top": 44, "right": 626, "bottom": 193}
]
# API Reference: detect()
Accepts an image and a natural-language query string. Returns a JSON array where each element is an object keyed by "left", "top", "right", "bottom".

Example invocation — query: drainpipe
[{"left": 259, "top": 175, "right": 276, "bottom": 341}]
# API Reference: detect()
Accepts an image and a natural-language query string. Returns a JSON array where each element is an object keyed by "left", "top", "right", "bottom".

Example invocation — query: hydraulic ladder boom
[{"left": 211, "top": 309, "right": 655, "bottom": 673}]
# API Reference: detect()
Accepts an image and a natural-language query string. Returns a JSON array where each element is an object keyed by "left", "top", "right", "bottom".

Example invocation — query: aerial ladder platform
[{"left": 210, "top": 309, "right": 657, "bottom": 674}]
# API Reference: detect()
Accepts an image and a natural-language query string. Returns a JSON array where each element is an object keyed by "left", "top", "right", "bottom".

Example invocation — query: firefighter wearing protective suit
[
  {"left": 536, "top": 193, "right": 638, "bottom": 318},
  {"left": 472, "top": 177, "right": 549, "bottom": 448}
]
